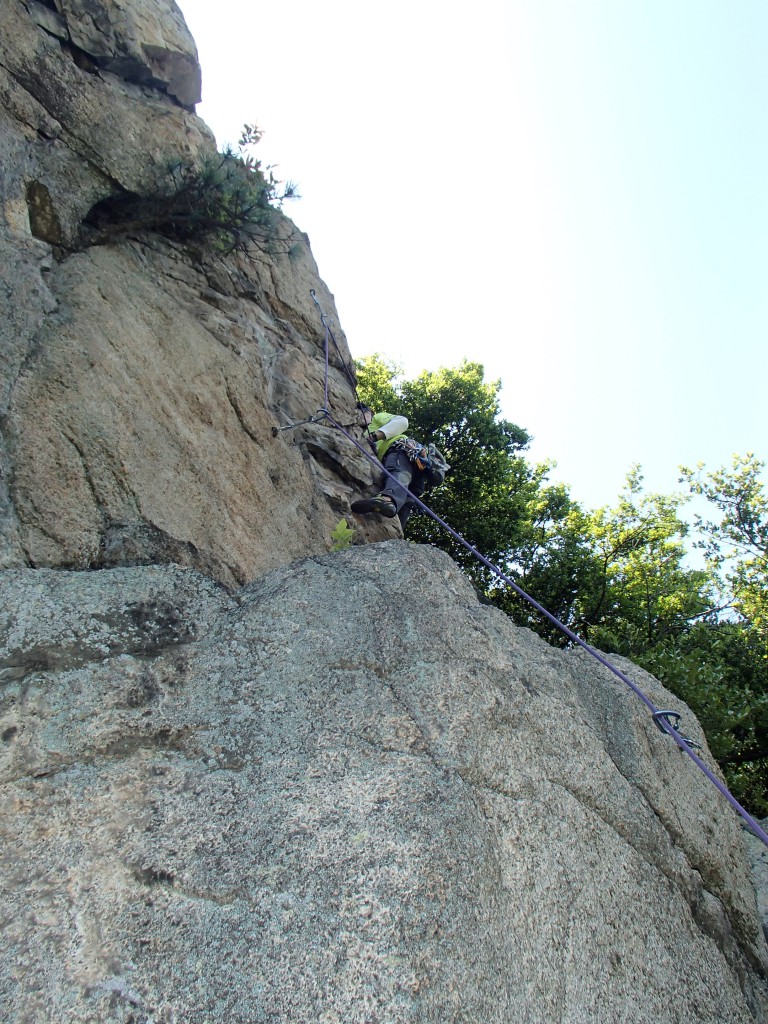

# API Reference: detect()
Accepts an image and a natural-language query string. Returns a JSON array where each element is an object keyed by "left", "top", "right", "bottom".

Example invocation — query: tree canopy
[
  {"left": 681, "top": 453, "right": 768, "bottom": 642},
  {"left": 355, "top": 355, "right": 537, "bottom": 574},
  {"left": 355, "top": 355, "right": 768, "bottom": 813}
]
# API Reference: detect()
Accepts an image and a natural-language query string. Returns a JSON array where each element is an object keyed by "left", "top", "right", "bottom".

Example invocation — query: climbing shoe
[{"left": 350, "top": 495, "right": 397, "bottom": 518}]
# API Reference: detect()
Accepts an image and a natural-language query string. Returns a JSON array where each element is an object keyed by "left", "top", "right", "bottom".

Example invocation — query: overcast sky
[{"left": 177, "top": 0, "right": 767, "bottom": 511}]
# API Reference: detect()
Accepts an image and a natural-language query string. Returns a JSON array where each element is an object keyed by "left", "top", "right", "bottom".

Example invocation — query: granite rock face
[
  {"left": 1, "top": 542, "right": 767, "bottom": 1023},
  {"left": 1, "top": 0, "right": 212, "bottom": 247},
  {"left": 746, "top": 822, "right": 768, "bottom": 944},
  {"left": 3, "top": 3, "right": 768, "bottom": 1023},
  {"left": 0, "top": 0, "right": 397, "bottom": 586},
  {"left": 50, "top": 0, "right": 203, "bottom": 106}
]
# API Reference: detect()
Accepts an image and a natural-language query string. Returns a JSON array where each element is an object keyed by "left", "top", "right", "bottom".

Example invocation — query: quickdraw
[{"left": 653, "top": 710, "right": 704, "bottom": 750}]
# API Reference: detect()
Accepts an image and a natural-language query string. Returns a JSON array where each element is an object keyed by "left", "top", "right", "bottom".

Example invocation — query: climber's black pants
[{"left": 381, "top": 449, "right": 427, "bottom": 529}]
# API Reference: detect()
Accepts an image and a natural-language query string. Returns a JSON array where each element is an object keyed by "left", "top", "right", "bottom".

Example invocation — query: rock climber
[{"left": 351, "top": 406, "right": 449, "bottom": 529}]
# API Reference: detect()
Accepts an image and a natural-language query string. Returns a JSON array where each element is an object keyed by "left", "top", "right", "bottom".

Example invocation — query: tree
[
  {"left": 84, "top": 124, "right": 300, "bottom": 260},
  {"left": 672, "top": 454, "right": 768, "bottom": 811},
  {"left": 486, "top": 481, "right": 596, "bottom": 642},
  {"left": 681, "top": 453, "right": 768, "bottom": 641},
  {"left": 572, "top": 467, "right": 715, "bottom": 655},
  {"left": 355, "top": 356, "right": 539, "bottom": 577},
  {"left": 640, "top": 620, "right": 768, "bottom": 813},
  {"left": 354, "top": 358, "right": 768, "bottom": 810},
  {"left": 355, "top": 359, "right": 713, "bottom": 654},
  {"left": 488, "top": 466, "right": 716, "bottom": 654}
]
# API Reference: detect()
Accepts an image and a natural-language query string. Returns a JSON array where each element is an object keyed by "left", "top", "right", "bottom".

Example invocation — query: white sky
[{"left": 177, "top": 0, "right": 767, "bottom": 511}]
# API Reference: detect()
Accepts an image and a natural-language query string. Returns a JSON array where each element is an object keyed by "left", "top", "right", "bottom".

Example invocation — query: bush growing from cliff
[
  {"left": 159, "top": 124, "right": 300, "bottom": 257},
  {"left": 85, "top": 124, "right": 300, "bottom": 260}
]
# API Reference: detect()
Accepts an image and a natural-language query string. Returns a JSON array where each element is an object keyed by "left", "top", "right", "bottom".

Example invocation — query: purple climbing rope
[
  {"left": 326, "top": 414, "right": 768, "bottom": 850},
  {"left": 305, "top": 292, "right": 768, "bottom": 849}
]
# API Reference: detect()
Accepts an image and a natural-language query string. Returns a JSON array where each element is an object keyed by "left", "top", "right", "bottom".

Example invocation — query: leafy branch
[{"left": 83, "top": 123, "right": 301, "bottom": 261}]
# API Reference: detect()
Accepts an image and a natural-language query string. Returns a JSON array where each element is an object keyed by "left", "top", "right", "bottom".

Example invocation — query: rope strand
[
  {"left": 330, "top": 413, "right": 768, "bottom": 849},
  {"left": 308, "top": 291, "right": 768, "bottom": 850}
]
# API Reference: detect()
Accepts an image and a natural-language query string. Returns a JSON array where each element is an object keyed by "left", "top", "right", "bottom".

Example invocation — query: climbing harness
[
  {"left": 387, "top": 437, "right": 450, "bottom": 487},
  {"left": 287, "top": 291, "right": 768, "bottom": 851}
]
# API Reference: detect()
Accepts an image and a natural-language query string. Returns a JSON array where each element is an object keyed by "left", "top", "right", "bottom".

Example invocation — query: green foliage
[
  {"left": 160, "top": 123, "right": 300, "bottom": 257},
  {"left": 670, "top": 454, "right": 768, "bottom": 811},
  {"left": 575, "top": 467, "right": 714, "bottom": 653},
  {"left": 640, "top": 622, "right": 768, "bottom": 814},
  {"left": 355, "top": 353, "right": 768, "bottom": 812},
  {"left": 489, "top": 486, "right": 596, "bottom": 642},
  {"left": 355, "top": 355, "right": 536, "bottom": 576},
  {"left": 85, "top": 123, "right": 300, "bottom": 260},
  {"left": 490, "top": 467, "right": 715, "bottom": 653},
  {"left": 330, "top": 518, "right": 355, "bottom": 552},
  {"left": 681, "top": 453, "right": 768, "bottom": 641}
]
